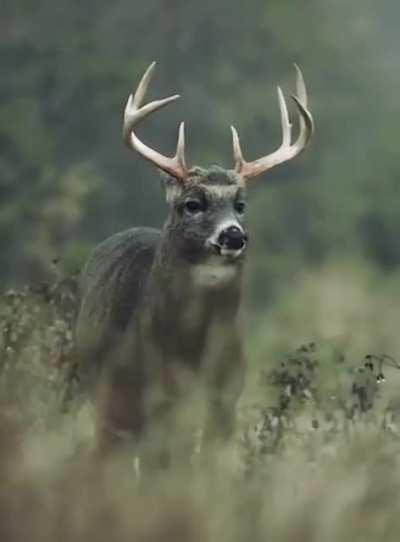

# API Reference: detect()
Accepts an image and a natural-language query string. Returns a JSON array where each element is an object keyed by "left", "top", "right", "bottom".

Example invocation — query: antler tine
[
  {"left": 292, "top": 63, "right": 314, "bottom": 140},
  {"left": 277, "top": 86, "right": 292, "bottom": 147},
  {"left": 294, "top": 63, "right": 307, "bottom": 107},
  {"left": 291, "top": 95, "right": 314, "bottom": 149},
  {"left": 133, "top": 61, "right": 156, "bottom": 108},
  {"left": 292, "top": 63, "right": 314, "bottom": 144},
  {"left": 123, "top": 62, "right": 189, "bottom": 181},
  {"left": 233, "top": 65, "right": 314, "bottom": 180},
  {"left": 230, "top": 126, "right": 245, "bottom": 172},
  {"left": 176, "top": 121, "right": 187, "bottom": 170}
]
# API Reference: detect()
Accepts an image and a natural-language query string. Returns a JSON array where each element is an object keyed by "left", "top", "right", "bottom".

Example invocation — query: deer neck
[
  {"left": 145, "top": 229, "right": 243, "bottom": 322},
  {"left": 140, "top": 235, "right": 242, "bottom": 364}
]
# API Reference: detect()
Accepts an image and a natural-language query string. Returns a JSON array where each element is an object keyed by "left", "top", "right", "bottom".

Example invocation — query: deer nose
[{"left": 217, "top": 226, "right": 248, "bottom": 251}]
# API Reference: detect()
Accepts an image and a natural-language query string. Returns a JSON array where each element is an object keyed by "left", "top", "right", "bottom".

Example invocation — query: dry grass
[{"left": 1, "top": 261, "right": 400, "bottom": 541}]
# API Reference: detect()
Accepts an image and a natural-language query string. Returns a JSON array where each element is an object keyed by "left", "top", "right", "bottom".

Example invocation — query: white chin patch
[
  {"left": 219, "top": 247, "right": 243, "bottom": 259},
  {"left": 192, "top": 260, "right": 238, "bottom": 287}
]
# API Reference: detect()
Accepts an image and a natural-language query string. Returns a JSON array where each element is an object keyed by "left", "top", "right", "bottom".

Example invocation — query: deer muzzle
[{"left": 209, "top": 224, "right": 248, "bottom": 260}]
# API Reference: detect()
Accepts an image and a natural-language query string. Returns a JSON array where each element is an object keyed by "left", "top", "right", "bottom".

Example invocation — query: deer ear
[{"left": 161, "top": 173, "right": 184, "bottom": 205}]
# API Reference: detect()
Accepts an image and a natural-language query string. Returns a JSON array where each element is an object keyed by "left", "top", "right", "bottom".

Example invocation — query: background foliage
[
  {"left": 3, "top": 0, "right": 400, "bottom": 401},
  {"left": 3, "top": 0, "right": 400, "bottom": 295}
]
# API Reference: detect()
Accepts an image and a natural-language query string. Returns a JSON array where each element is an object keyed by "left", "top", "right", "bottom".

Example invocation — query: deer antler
[
  {"left": 123, "top": 62, "right": 189, "bottom": 181},
  {"left": 231, "top": 64, "right": 314, "bottom": 180}
]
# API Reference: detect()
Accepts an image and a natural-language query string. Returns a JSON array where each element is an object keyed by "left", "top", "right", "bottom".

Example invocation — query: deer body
[
  {"left": 75, "top": 62, "right": 313, "bottom": 463},
  {"left": 77, "top": 171, "right": 247, "bottom": 460}
]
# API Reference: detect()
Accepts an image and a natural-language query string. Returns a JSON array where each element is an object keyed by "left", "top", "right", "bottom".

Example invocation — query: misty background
[
  {"left": 2, "top": 5, "right": 400, "bottom": 540},
  {"left": 2, "top": 0, "right": 400, "bottom": 359}
]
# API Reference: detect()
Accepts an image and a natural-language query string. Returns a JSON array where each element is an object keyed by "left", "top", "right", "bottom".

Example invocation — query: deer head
[{"left": 123, "top": 62, "right": 314, "bottom": 268}]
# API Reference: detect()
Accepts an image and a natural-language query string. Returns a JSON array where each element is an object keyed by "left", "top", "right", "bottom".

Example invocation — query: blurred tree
[{"left": 1, "top": 0, "right": 400, "bottom": 301}]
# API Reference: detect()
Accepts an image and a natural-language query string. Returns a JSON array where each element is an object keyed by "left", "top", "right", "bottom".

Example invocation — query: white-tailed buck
[{"left": 75, "top": 62, "right": 313, "bottom": 466}]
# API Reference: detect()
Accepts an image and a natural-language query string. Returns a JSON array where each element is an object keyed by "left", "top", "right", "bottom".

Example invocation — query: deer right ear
[{"left": 162, "top": 174, "right": 185, "bottom": 205}]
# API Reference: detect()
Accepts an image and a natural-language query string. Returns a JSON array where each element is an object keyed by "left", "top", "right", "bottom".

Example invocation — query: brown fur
[{"left": 75, "top": 167, "right": 247, "bottom": 466}]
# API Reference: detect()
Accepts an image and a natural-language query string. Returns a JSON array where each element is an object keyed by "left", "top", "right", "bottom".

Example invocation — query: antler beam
[
  {"left": 123, "top": 62, "right": 189, "bottom": 181},
  {"left": 231, "top": 65, "right": 314, "bottom": 179}
]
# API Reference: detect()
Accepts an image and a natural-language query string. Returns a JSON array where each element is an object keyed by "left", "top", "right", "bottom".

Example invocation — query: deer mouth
[{"left": 209, "top": 242, "right": 246, "bottom": 261}]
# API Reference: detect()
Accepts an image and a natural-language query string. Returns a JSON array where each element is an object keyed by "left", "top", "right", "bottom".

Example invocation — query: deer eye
[
  {"left": 235, "top": 201, "right": 246, "bottom": 214},
  {"left": 184, "top": 199, "right": 205, "bottom": 215}
]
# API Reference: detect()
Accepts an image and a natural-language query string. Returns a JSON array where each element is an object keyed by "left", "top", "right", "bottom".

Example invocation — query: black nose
[{"left": 217, "top": 226, "right": 248, "bottom": 251}]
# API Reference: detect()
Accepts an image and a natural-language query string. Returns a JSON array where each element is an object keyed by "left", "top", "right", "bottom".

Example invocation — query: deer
[{"left": 75, "top": 62, "right": 314, "bottom": 469}]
